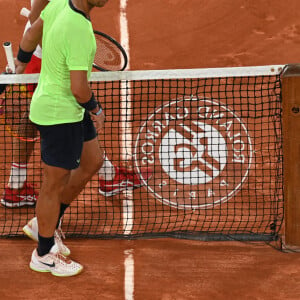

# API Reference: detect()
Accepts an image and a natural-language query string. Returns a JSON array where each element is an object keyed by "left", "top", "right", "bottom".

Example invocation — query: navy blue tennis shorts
[{"left": 34, "top": 111, "right": 97, "bottom": 170}]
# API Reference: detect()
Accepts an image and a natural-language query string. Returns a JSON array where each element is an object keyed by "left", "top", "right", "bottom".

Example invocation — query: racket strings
[
  {"left": 95, "top": 38, "right": 123, "bottom": 69},
  {"left": 93, "top": 31, "right": 127, "bottom": 71}
]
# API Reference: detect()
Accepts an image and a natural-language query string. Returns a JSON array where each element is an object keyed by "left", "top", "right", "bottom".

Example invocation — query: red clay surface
[
  {"left": 0, "top": 0, "right": 300, "bottom": 299},
  {"left": 1, "top": 238, "right": 300, "bottom": 300}
]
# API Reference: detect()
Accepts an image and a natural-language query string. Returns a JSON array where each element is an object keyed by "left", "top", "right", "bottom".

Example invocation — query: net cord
[{"left": 0, "top": 65, "right": 285, "bottom": 84}]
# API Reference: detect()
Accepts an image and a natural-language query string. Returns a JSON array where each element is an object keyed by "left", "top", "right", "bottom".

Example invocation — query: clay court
[{"left": 1, "top": 0, "right": 300, "bottom": 299}]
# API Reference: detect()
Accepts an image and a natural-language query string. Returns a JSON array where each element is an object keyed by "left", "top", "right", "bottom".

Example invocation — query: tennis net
[{"left": 0, "top": 65, "right": 284, "bottom": 241}]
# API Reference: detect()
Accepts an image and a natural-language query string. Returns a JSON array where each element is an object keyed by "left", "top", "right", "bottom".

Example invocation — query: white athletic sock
[
  {"left": 8, "top": 163, "right": 27, "bottom": 189},
  {"left": 98, "top": 156, "right": 115, "bottom": 181}
]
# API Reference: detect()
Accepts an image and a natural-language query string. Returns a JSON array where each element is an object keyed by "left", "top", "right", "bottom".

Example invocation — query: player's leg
[
  {"left": 61, "top": 138, "right": 103, "bottom": 204},
  {"left": 24, "top": 112, "right": 102, "bottom": 257},
  {"left": 28, "top": 121, "right": 84, "bottom": 276},
  {"left": 1, "top": 55, "right": 41, "bottom": 208},
  {"left": 36, "top": 164, "right": 70, "bottom": 240},
  {"left": 24, "top": 112, "right": 101, "bottom": 254},
  {"left": 34, "top": 121, "right": 76, "bottom": 247},
  {"left": 30, "top": 165, "right": 82, "bottom": 276},
  {"left": 22, "top": 144, "right": 70, "bottom": 256},
  {"left": 1, "top": 118, "right": 39, "bottom": 208}
]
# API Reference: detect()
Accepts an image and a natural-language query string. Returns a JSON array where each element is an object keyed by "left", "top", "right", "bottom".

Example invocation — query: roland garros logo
[{"left": 134, "top": 96, "right": 253, "bottom": 209}]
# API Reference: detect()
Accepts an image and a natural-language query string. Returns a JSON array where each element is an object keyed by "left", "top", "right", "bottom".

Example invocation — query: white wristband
[{"left": 92, "top": 107, "right": 103, "bottom": 116}]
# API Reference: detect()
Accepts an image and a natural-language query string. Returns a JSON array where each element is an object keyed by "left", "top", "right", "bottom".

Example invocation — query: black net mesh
[{"left": 0, "top": 68, "right": 284, "bottom": 241}]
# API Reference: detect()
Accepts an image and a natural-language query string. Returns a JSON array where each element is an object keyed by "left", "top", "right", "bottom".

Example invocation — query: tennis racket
[
  {"left": 0, "top": 41, "right": 15, "bottom": 94},
  {"left": 0, "top": 41, "right": 14, "bottom": 97},
  {"left": 93, "top": 31, "right": 128, "bottom": 71},
  {"left": 0, "top": 42, "right": 39, "bottom": 142}
]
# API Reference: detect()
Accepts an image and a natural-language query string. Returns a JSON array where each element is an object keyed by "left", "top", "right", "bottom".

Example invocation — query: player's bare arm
[
  {"left": 20, "top": 18, "right": 43, "bottom": 53},
  {"left": 70, "top": 70, "right": 92, "bottom": 102},
  {"left": 70, "top": 70, "right": 105, "bottom": 132},
  {"left": 29, "top": 0, "right": 49, "bottom": 25},
  {"left": 29, "top": 0, "right": 49, "bottom": 48},
  {"left": 15, "top": 18, "right": 43, "bottom": 74}
]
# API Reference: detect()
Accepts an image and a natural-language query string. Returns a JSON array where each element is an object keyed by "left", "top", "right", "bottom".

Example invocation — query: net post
[{"left": 282, "top": 64, "right": 300, "bottom": 248}]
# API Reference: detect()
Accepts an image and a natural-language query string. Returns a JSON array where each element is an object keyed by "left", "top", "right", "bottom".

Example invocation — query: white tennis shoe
[
  {"left": 23, "top": 217, "right": 71, "bottom": 256},
  {"left": 30, "top": 248, "right": 83, "bottom": 277}
]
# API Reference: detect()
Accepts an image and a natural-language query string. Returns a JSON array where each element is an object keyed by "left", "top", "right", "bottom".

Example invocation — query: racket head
[
  {"left": 0, "top": 84, "right": 39, "bottom": 142},
  {"left": 93, "top": 30, "right": 128, "bottom": 72}
]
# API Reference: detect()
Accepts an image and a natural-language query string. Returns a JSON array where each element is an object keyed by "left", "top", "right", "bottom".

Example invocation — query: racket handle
[
  {"left": 3, "top": 42, "right": 16, "bottom": 73},
  {"left": 20, "top": 7, "right": 30, "bottom": 18}
]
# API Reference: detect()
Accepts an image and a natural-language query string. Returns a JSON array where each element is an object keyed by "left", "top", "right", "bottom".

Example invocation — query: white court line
[
  {"left": 120, "top": 2, "right": 134, "bottom": 300},
  {"left": 124, "top": 249, "right": 134, "bottom": 300},
  {"left": 120, "top": 0, "right": 133, "bottom": 235}
]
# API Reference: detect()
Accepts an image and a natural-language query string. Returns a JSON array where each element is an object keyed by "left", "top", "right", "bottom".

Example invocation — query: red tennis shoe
[
  {"left": 98, "top": 166, "right": 152, "bottom": 197},
  {"left": 1, "top": 181, "right": 38, "bottom": 208}
]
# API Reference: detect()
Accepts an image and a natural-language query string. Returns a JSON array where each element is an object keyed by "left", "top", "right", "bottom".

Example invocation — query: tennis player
[
  {"left": 14, "top": 0, "right": 130, "bottom": 276},
  {"left": 2, "top": 0, "right": 151, "bottom": 266},
  {"left": 0, "top": 0, "right": 75, "bottom": 260},
  {"left": 0, "top": 0, "right": 47, "bottom": 208},
  {"left": 2, "top": 1, "right": 151, "bottom": 205}
]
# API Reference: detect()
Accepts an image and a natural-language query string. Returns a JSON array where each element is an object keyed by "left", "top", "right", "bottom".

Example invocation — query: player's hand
[
  {"left": 91, "top": 111, "right": 105, "bottom": 133},
  {"left": 15, "top": 59, "right": 27, "bottom": 74}
]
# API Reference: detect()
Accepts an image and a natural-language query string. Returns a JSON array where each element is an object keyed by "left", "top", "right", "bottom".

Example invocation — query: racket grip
[
  {"left": 20, "top": 7, "right": 30, "bottom": 18},
  {"left": 3, "top": 42, "right": 16, "bottom": 73}
]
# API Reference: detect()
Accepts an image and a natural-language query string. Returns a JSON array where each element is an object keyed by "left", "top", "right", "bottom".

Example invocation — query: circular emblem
[{"left": 134, "top": 96, "right": 253, "bottom": 209}]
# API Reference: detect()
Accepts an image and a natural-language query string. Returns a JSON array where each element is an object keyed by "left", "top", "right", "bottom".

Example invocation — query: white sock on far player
[
  {"left": 8, "top": 163, "right": 27, "bottom": 189},
  {"left": 98, "top": 155, "right": 115, "bottom": 181}
]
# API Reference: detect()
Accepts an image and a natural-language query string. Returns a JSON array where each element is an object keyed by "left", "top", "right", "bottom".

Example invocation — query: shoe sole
[
  {"left": 0, "top": 198, "right": 36, "bottom": 208},
  {"left": 23, "top": 225, "right": 38, "bottom": 242},
  {"left": 30, "top": 263, "right": 83, "bottom": 277}
]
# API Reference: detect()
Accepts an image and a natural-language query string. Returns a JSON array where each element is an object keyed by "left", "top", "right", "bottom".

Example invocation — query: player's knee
[
  {"left": 90, "top": 158, "right": 103, "bottom": 175},
  {"left": 43, "top": 168, "right": 70, "bottom": 190},
  {"left": 80, "top": 158, "right": 102, "bottom": 178}
]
